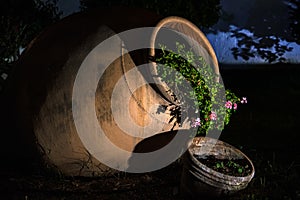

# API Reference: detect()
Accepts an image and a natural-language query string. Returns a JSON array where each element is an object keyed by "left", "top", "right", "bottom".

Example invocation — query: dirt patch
[{"left": 195, "top": 155, "right": 252, "bottom": 177}]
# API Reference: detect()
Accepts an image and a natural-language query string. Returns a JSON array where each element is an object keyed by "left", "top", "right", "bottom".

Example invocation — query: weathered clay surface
[{"left": 8, "top": 8, "right": 219, "bottom": 176}]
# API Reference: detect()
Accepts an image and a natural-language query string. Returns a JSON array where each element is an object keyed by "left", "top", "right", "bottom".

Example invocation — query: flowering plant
[{"left": 155, "top": 42, "right": 247, "bottom": 136}]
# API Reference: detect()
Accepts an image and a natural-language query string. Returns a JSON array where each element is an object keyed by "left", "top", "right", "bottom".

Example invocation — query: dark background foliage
[
  {"left": 287, "top": 0, "right": 300, "bottom": 44},
  {"left": 0, "top": 0, "right": 61, "bottom": 92},
  {"left": 80, "top": 0, "right": 221, "bottom": 28},
  {"left": 230, "top": 0, "right": 300, "bottom": 63}
]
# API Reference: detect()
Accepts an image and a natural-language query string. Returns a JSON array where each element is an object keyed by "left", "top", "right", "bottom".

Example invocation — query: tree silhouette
[
  {"left": 230, "top": 27, "right": 293, "bottom": 63},
  {"left": 287, "top": 0, "right": 300, "bottom": 45},
  {"left": 230, "top": 0, "right": 300, "bottom": 63},
  {"left": 0, "top": 0, "right": 61, "bottom": 92},
  {"left": 80, "top": 0, "right": 221, "bottom": 28}
]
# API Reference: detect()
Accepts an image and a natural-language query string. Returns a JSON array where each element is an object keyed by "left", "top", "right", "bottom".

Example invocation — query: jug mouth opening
[{"left": 148, "top": 16, "right": 220, "bottom": 103}]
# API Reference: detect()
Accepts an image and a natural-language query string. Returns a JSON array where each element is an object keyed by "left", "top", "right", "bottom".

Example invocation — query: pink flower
[
  {"left": 191, "top": 118, "right": 201, "bottom": 127},
  {"left": 209, "top": 111, "right": 217, "bottom": 120},
  {"left": 225, "top": 101, "right": 233, "bottom": 109},
  {"left": 233, "top": 103, "right": 237, "bottom": 110},
  {"left": 241, "top": 97, "right": 247, "bottom": 104}
]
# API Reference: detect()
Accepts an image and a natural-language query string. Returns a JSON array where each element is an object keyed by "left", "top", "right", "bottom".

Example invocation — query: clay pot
[{"left": 5, "top": 7, "right": 220, "bottom": 176}]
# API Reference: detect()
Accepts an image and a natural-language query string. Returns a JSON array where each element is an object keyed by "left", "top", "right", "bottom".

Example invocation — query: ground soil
[{"left": 195, "top": 155, "right": 252, "bottom": 177}]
